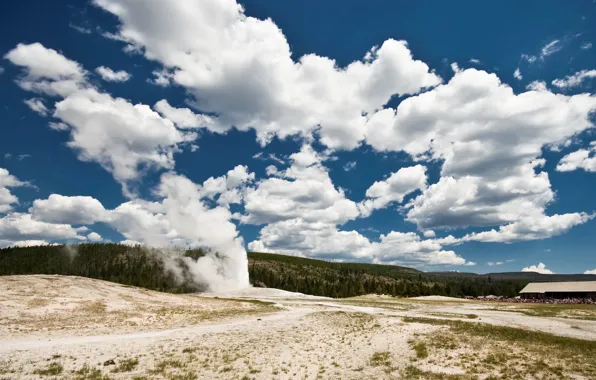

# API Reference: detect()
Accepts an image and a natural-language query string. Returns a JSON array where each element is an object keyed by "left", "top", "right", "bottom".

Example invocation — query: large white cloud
[
  {"left": 30, "top": 194, "right": 111, "bottom": 225},
  {"left": 54, "top": 88, "right": 196, "bottom": 195},
  {"left": 4, "top": 42, "right": 87, "bottom": 96},
  {"left": 243, "top": 145, "right": 359, "bottom": 225},
  {"left": 365, "top": 68, "right": 596, "bottom": 231},
  {"left": 0, "top": 213, "right": 86, "bottom": 244},
  {"left": 246, "top": 145, "right": 469, "bottom": 266},
  {"left": 459, "top": 213, "right": 594, "bottom": 243},
  {"left": 94, "top": 0, "right": 441, "bottom": 149},
  {"left": 6, "top": 43, "right": 198, "bottom": 196},
  {"left": 200, "top": 165, "right": 255, "bottom": 206},
  {"left": 521, "top": 262, "right": 554, "bottom": 274},
  {"left": 359, "top": 164, "right": 427, "bottom": 217}
]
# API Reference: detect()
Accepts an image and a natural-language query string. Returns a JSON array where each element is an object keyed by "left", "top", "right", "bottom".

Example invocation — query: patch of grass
[
  {"left": 488, "top": 303, "right": 596, "bottom": 321},
  {"left": 33, "top": 362, "right": 63, "bottom": 376},
  {"left": 27, "top": 297, "right": 51, "bottom": 308},
  {"left": 149, "top": 360, "right": 185, "bottom": 375},
  {"left": 80, "top": 300, "right": 107, "bottom": 314},
  {"left": 403, "top": 316, "right": 596, "bottom": 378},
  {"left": 404, "top": 316, "right": 596, "bottom": 354},
  {"left": 427, "top": 312, "right": 478, "bottom": 320},
  {"left": 369, "top": 351, "right": 391, "bottom": 367},
  {"left": 210, "top": 297, "right": 275, "bottom": 307},
  {"left": 73, "top": 364, "right": 111, "bottom": 380},
  {"left": 411, "top": 341, "right": 428, "bottom": 359},
  {"left": 111, "top": 358, "right": 139, "bottom": 373},
  {"left": 168, "top": 373, "right": 198, "bottom": 380},
  {"left": 403, "top": 365, "right": 475, "bottom": 379}
]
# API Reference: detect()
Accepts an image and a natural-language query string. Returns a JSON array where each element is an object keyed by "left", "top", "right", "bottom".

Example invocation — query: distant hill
[
  {"left": 1, "top": 244, "right": 593, "bottom": 298},
  {"left": 428, "top": 271, "right": 596, "bottom": 282},
  {"left": 246, "top": 252, "right": 562, "bottom": 298}
]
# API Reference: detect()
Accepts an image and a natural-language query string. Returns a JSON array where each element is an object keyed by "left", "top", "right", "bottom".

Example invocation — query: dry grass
[
  {"left": 26, "top": 297, "right": 51, "bottom": 308},
  {"left": 486, "top": 303, "right": 596, "bottom": 321},
  {"left": 79, "top": 300, "right": 107, "bottom": 314},
  {"left": 32, "top": 362, "right": 63, "bottom": 376},
  {"left": 73, "top": 364, "right": 111, "bottom": 380},
  {"left": 111, "top": 357, "right": 139, "bottom": 373},
  {"left": 403, "top": 316, "right": 596, "bottom": 379}
]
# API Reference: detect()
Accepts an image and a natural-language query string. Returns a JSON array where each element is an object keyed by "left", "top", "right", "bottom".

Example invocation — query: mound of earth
[{"left": 0, "top": 275, "right": 277, "bottom": 338}]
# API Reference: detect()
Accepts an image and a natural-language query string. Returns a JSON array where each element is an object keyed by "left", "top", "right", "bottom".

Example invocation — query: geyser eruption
[{"left": 155, "top": 172, "right": 250, "bottom": 292}]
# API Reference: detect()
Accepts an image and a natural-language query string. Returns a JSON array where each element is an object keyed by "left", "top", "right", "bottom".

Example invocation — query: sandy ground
[{"left": 1, "top": 275, "right": 595, "bottom": 379}]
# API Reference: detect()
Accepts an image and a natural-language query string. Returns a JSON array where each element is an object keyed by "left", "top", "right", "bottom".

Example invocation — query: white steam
[
  {"left": 63, "top": 244, "right": 78, "bottom": 260},
  {"left": 151, "top": 172, "right": 250, "bottom": 292}
]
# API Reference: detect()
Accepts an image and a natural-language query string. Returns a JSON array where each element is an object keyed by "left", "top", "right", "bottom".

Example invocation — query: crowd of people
[{"left": 465, "top": 295, "right": 596, "bottom": 304}]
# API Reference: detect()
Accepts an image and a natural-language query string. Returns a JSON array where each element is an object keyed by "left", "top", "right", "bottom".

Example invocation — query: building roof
[{"left": 520, "top": 281, "right": 596, "bottom": 294}]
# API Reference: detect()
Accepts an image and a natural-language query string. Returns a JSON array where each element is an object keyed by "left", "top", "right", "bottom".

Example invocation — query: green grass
[{"left": 32, "top": 362, "right": 63, "bottom": 376}]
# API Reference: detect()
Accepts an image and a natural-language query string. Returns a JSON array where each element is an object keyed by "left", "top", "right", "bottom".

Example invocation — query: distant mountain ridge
[{"left": 428, "top": 271, "right": 596, "bottom": 282}]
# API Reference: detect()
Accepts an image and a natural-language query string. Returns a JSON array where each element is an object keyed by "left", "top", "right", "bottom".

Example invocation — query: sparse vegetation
[
  {"left": 111, "top": 358, "right": 139, "bottom": 373},
  {"left": 410, "top": 341, "right": 429, "bottom": 359},
  {"left": 403, "top": 316, "right": 596, "bottom": 378},
  {"left": 32, "top": 362, "right": 63, "bottom": 376},
  {"left": 73, "top": 364, "right": 111, "bottom": 380},
  {"left": 486, "top": 303, "right": 596, "bottom": 321},
  {"left": 369, "top": 351, "right": 391, "bottom": 367}
]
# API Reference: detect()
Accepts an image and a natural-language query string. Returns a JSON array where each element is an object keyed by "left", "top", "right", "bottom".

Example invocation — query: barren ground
[{"left": 1, "top": 275, "right": 595, "bottom": 379}]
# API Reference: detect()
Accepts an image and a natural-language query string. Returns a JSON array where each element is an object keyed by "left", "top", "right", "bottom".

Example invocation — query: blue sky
[{"left": 0, "top": 0, "right": 595, "bottom": 275}]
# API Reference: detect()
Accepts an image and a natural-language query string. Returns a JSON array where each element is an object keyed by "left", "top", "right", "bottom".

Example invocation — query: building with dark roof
[{"left": 519, "top": 281, "right": 596, "bottom": 299}]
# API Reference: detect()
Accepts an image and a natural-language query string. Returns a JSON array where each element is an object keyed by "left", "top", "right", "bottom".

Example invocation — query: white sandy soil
[{"left": 1, "top": 275, "right": 595, "bottom": 379}]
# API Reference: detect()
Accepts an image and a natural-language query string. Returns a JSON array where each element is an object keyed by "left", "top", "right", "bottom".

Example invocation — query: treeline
[
  {"left": 0, "top": 244, "right": 204, "bottom": 293},
  {"left": 247, "top": 252, "right": 527, "bottom": 298},
  {"left": 1, "top": 244, "right": 586, "bottom": 298}
]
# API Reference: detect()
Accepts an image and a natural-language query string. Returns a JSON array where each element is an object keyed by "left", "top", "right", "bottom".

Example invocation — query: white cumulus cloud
[
  {"left": 30, "top": 194, "right": 111, "bottom": 225},
  {"left": 522, "top": 262, "right": 554, "bottom": 274},
  {"left": 557, "top": 142, "right": 596, "bottom": 172},
  {"left": 359, "top": 165, "right": 427, "bottom": 217},
  {"left": 93, "top": 0, "right": 442, "bottom": 149}
]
